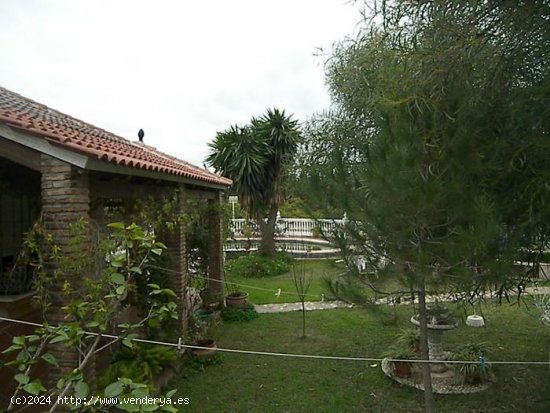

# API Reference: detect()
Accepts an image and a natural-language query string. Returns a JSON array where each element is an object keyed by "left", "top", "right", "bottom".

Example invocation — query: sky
[{"left": 0, "top": 0, "right": 361, "bottom": 167}]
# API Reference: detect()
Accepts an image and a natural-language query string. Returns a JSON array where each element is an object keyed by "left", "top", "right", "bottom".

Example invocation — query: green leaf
[
  {"left": 147, "top": 283, "right": 160, "bottom": 290},
  {"left": 116, "top": 285, "right": 126, "bottom": 295},
  {"left": 122, "top": 334, "right": 137, "bottom": 348},
  {"left": 74, "top": 381, "right": 89, "bottom": 398},
  {"left": 2, "top": 344, "right": 22, "bottom": 354},
  {"left": 117, "top": 403, "right": 140, "bottom": 412},
  {"left": 111, "top": 273, "right": 126, "bottom": 284},
  {"left": 151, "top": 248, "right": 163, "bottom": 256},
  {"left": 129, "top": 266, "right": 142, "bottom": 275},
  {"left": 107, "top": 222, "right": 125, "bottom": 229},
  {"left": 161, "top": 289, "right": 177, "bottom": 297},
  {"left": 13, "top": 336, "right": 25, "bottom": 345},
  {"left": 142, "top": 403, "right": 159, "bottom": 412},
  {"left": 131, "top": 386, "right": 149, "bottom": 398},
  {"left": 27, "top": 335, "right": 41, "bottom": 343},
  {"left": 57, "top": 378, "right": 66, "bottom": 390},
  {"left": 49, "top": 334, "right": 69, "bottom": 344},
  {"left": 22, "top": 380, "right": 46, "bottom": 396},
  {"left": 16, "top": 351, "right": 30, "bottom": 363},
  {"left": 104, "top": 381, "right": 124, "bottom": 398},
  {"left": 41, "top": 353, "right": 59, "bottom": 367},
  {"left": 165, "top": 389, "right": 177, "bottom": 398},
  {"left": 14, "top": 373, "right": 30, "bottom": 385}
]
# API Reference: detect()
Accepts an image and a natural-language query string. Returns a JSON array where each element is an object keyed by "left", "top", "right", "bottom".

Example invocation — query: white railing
[{"left": 230, "top": 213, "right": 347, "bottom": 239}]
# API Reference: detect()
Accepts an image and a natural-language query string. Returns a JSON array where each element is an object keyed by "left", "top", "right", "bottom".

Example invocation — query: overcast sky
[{"left": 0, "top": 0, "right": 361, "bottom": 167}]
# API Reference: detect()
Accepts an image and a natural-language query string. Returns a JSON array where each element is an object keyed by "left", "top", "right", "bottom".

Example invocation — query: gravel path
[
  {"left": 255, "top": 300, "right": 352, "bottom": 314},
  {"left": 253, "top": 286, "right": 550, "bottom": 314}
]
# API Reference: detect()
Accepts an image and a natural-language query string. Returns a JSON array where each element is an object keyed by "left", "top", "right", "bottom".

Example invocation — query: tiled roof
[{"left": 0, "top": 86, "right": 231, "bottom": 187}]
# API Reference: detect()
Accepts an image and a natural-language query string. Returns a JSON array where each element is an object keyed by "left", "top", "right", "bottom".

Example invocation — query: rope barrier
[
  {"left": 147, "top": 264, "right": 323, "bottom": 299},
  {"left": 1, "top": 316, "right": 548, "bottom": 366}
]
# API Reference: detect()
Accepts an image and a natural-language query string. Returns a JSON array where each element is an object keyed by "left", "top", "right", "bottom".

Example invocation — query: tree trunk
[
  {"left": 257, "top": 206, "right": 278, "bottom": 257},
  {"left": 301, "top": 300, "right": 306, "bottom": 338},
  {"left": 417, "top": 280, "right": 435, "bottom": 413}
]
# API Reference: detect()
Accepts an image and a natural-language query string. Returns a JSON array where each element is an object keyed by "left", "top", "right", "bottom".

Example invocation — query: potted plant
[
  {"left": 453, "top": 342, "right": 492, "bottom": 385},
  {"left": 224, "top": 277, "right": 249, "bottom": 309},
  {"left": 225, "top": 290, "right": 249, "bottom": 309},
  {"left": 396, "top": 328, "right": 420, "bottom": 354},
  {"left": 189, "top": 338, "right": 217, "bottom": 358},
  {"left": 383, "top": 344, "right": 418, "bottom": 378}
]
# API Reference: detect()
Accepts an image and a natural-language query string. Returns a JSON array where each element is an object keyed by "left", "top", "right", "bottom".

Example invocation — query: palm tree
[{"left": 207, "top": 108, "right": 300, "bottom": 256}]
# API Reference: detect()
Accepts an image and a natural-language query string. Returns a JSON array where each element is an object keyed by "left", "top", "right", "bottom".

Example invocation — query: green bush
[
  {"left": 518, "top": 250, "right": 550, "bottom": 263},
  {"left": 453, "top": 341, "right": 492, "bottom": 385},
  {"left": 221, "top": 303, "right": 258, "bottom": 322},
  {"left": 225, "top": 252, "right": 293, "bottom": 278},
  {"left": 98, "top": 344, "right": 176, "bottom": 390},
  {"left": 183, "top": 352, "right": 223, "bottom": 376}
]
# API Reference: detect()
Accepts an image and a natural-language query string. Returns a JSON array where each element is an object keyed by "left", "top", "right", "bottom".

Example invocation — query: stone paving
[
  {"left": 254, "top": 286, "right": 550, "bottom": 314},
  {"left": 255, "top": 300, "right": 352, "bottom": 314}
]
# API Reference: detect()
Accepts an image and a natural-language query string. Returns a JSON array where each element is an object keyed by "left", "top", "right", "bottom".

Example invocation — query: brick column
[
  {"left": 40, "top": 155, "right": 92, "bottom": 389},
  {"left": 207, "top": 191, "right": 225, "bottom": 305},
  {"left": 160, "top": 187, "right": 189, "bottom": 334}
]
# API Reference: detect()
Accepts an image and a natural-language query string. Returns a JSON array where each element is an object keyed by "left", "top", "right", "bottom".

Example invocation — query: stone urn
[{"left": 410, "top": 308, "right": 458, "bottom": 373}]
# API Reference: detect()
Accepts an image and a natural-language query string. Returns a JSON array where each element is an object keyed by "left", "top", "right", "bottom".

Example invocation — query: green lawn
[
  {"left": 174, "top": 302, "right": 550, "bottom": 413},
  {"left": 229, "top": 259, "right": 344, "bottom": 304}
]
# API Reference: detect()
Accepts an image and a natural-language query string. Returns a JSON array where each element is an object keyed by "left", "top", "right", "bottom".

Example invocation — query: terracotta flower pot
[
  {"left": 225, "top": 291, "right": 249, "bottom": 309},
  {"left": 393, "top": 361, "right": 412, "bottom": 378},
  {"left": 189, "top": 339, "right": 217, "bottom": 357}
]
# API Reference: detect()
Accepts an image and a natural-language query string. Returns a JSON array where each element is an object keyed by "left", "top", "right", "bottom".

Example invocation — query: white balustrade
[
  {"left": 229, "top": 214, "right": 345, "bottom": 239},
  {"left": 231, "top": 219, "right": 246, "bottom": 235}
]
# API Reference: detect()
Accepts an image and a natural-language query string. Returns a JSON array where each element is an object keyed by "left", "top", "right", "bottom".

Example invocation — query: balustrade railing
[{"left": 229, "top": 213, "right": 347, "bottom": 239}]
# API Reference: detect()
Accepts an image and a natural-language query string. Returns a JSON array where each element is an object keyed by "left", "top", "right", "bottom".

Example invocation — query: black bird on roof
[{"left": 138, "top": 129, "right": 144, "bottom": 142}]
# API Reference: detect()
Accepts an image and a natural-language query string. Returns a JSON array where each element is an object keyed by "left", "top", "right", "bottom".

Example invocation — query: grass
[
  {"left": 228, "top": 259, "right": 344, "bottom": 304},
  {"left": 174, "top": 301, "right": 550, "bottom": 413}
]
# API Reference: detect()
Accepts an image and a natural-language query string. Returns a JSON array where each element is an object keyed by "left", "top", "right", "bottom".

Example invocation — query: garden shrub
[
  {"left": 183, "top": 353, "right": 223, "bottom": 376},
  {"left": 225, "top": 252, "right": 293, "bottom": 278},
  {"left": 98, "top": 344, "right": 176, "bottom": 390},
  {"left": 221, "top": 303, "right": 258, "bottom": 322}
]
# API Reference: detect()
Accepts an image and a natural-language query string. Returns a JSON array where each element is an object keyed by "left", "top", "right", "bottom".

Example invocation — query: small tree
[
  {"left": 290, "top": 262, "right": 312, "bottom": 338},
  {"left": 207, "top": 108, "right": 301, "bottom": 257},
  {"left": 298, "top": 1, "right": 550, "bottom": 412},
  {"left": 4, "top": 221, "right": 179, "bottom": 412}
]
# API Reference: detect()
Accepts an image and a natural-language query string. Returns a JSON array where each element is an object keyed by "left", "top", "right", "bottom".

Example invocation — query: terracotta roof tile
[{"left": 0, "top": 86, "right": 231, "bottom": 187}]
